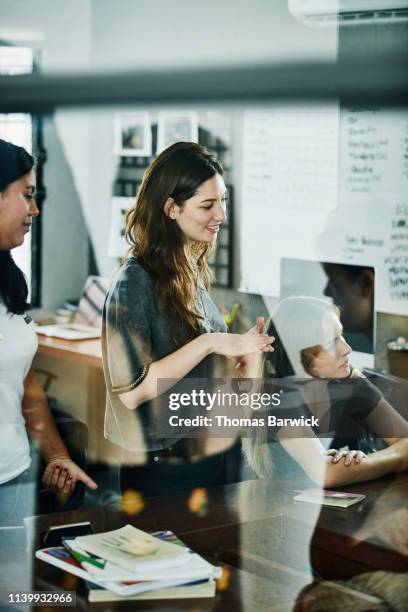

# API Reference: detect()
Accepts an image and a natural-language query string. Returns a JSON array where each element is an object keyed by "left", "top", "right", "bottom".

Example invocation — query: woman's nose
[
  {"left": 29, "top": 198, "right": 39, "bottom": 217},
  {"left": 213, "top": 201, "right": 227, "bottom": 223},
  {"left": 339, "top": 338, "right": 352, "bottom": 356}
]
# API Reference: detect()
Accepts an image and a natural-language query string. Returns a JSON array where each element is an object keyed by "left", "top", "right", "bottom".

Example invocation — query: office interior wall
[
  {"left": 41, "top": 1, "right": 92, "bottom": 308},
  {"left": 2, "top": 2, "right": 404, "bottom": 446},
  {"left": 84, "top": 0, "right": 337, "bottom": 280},
  {"left": 90, "top": 0, "right": 337, "bottom": 70},
  {"left": 2, "top": 1, "right": 406, "bottom": 366},
  {"left": 0, "top": 0, "right": 92, "bottom": 309},
  {"left": 0, "top": 1, "right": 91, "bottom": 73},
  {"left": 41, "top": 118, "right": 89, "bottom": 308},
  {"left": 338, "top": 21, "right": 408, "bottom": 368},
  {"left": 0, "top": 0, "right": 337, "bottom": 307}
]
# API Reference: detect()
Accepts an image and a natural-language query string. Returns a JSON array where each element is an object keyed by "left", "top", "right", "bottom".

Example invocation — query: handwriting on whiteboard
[
  {"left": 387, "top": 203, "right": 408, "bottom": 301},
  {"left": 242, "top": 105, "right": 339, "bottom": 212},
  {"left": 342, "top": 109, "right": 408, "bottom": 198}
]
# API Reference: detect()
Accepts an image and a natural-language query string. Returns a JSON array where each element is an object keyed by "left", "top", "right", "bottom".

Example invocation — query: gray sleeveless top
[{"left": 102, "top": 257, "right": 227, "bottom": 451}]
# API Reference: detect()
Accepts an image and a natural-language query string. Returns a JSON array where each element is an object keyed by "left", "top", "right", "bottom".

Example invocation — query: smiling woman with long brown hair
[{"left": 103, "top": 141, "right": 273, "bottom": 497}]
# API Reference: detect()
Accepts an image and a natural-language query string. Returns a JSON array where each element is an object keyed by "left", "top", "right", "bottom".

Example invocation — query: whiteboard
[{"left": 240, "top": 106, "right": 408, "bottom": 316}]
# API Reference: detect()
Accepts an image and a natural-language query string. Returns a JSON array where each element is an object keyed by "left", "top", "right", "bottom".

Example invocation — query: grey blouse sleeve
[{"left": 103, "top": 262, "right": 154, "bottom": 394}]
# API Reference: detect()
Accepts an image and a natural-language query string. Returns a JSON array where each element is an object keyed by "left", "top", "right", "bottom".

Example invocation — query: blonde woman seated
[{"left": 242, "top": 296, "right": 408, "bottom": 488}]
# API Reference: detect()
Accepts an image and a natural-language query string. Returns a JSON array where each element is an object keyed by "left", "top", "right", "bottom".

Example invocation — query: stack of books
[{"left": 36, "top": 524, "right": 221, "bottom": 602}]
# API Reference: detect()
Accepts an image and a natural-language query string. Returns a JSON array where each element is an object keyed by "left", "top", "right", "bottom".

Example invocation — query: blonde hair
[
  {"left": 244, "top": 296, "right": 341, "bottom": 477},
  {"left": 268, "top": 296, "right": 340, "bottom": 377}
]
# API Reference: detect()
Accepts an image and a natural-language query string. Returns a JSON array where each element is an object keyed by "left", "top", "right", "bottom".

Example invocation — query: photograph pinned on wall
[
  {"left": 157, "top": 111, "right": 199, "bottom": 153},
  {"left": 108, "top": 196, "right": 134, "bottom": 258},
  {"left": 113, "top": 112, "right": 152, "bottom": 157}
]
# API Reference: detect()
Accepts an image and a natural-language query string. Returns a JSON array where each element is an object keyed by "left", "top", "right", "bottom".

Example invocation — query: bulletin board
[{"left": 240, "top": 105, "right": 408, "bottom": 315}]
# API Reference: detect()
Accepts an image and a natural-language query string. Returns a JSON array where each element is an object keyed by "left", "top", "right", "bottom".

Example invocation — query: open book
[{"left": 74, "top": 525, "right": 189, "bottom": 573}]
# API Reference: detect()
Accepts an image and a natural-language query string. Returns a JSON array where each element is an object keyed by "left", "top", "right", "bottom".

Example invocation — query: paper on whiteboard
[
  {"left": 242, "top": 106, "right": 338, "bottom": 212},
  {"left": 240, "top": 103, "right": 339, "bottom": 296},
  {"left": 240, "top": 105, "right": 408, "bottom": 316},
  {"left": 341, "top": 108, "right": 408, "bottom": 201}
]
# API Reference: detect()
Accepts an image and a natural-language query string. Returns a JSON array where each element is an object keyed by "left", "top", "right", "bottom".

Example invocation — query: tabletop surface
[
  {"left": 36, "top": 334, "right": 102, "bottom": 368},
  {"left": 1, "top": 473, "right": 407, "bottom": 611}
]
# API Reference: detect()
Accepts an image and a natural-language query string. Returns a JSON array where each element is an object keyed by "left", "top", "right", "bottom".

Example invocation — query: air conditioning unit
[{"left": 289, "top": 0, "right": 408, "bottom": 25}]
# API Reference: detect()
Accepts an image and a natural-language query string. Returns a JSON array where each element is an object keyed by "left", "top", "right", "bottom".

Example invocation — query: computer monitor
[{"left": 280, "top": 258, "right": 376, "bottom": 369}]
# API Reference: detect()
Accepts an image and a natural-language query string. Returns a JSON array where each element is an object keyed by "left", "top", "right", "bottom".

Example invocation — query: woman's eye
[{"left": 202, "top": 205, "right": 213, "bottom": 210}]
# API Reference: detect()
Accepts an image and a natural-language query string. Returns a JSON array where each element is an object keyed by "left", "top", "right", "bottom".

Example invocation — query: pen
[
  {"left": 62, "top": 539, "right": 106, "bottom": 569},
  {"left": 69, "top": 548, "right": 106, "bottom": 569}
]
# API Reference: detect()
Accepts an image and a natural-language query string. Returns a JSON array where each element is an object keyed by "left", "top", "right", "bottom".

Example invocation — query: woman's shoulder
[
  {"left": 113, "top": 256, "right": 154, "bottom": 290},
  {"left": 328, "top": 372, "right": 383, "bottom": 411},
  {"left": 105, "top": 256, "right": 156, "bottom": 312}
]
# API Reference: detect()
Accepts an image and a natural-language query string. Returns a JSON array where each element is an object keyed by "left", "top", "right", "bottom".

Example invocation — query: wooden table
[
  {"left": 35, "top": 335, "right": 121, "bottom": 464},
  {"left": 2, "top": 473, "right": 407, "bottom": 611},
  {"left": 36, "top": 335, "right": 102, "bottom": 369}
]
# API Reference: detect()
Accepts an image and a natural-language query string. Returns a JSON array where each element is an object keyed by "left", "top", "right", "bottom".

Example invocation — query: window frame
[
  {"left": 29, "top": 51, "right": 44, "bottom": 308},
  {"left": 0, "top": 46, "right": 43, "bottom": 307}
]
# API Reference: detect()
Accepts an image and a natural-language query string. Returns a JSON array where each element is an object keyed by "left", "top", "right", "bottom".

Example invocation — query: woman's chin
[
  {"left": 338, "top": 364, "right": 351, "bottom": 378},
  {"left": 10, "top": 235, "right": 25, "bottom": 249},
  {"left": 188, "top": 231, "right": 218, "bottom": 244},
  {"left": 203, "top": 233, "right": 218, "bottom": 242}
]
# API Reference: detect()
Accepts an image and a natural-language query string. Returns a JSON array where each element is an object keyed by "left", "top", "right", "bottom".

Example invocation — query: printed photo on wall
[
  {"left": 108, "top": 196, "right": 134, "bottom": 258},
  {"left": 157, "top": 111, "right": 199, "bottom": 153},
  {"left": 113, "top": 112, "right": 152, "bottom": 156}
]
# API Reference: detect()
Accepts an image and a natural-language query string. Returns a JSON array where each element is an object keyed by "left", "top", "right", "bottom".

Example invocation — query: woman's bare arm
[
  {"left": 280, "top": 433, "right": 408, "bottom": 488},
  {"left": 23, "top": 368, "right": 98, "bottom": 495},
  {"left": 119, "top": 331, "right": 274, "bottom": 410},
  {"left": 23, "top": 368, "right": 69, "bottom": 461}
]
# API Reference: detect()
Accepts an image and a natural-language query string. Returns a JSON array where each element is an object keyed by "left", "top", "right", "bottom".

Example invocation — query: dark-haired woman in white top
[{"left": 0, "top": 138, "right": 97, "bottom": 525}]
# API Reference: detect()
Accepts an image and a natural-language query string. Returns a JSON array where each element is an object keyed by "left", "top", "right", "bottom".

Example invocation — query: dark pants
[{"left": 120, "top": 441, "right": 242, "bottom": 498}]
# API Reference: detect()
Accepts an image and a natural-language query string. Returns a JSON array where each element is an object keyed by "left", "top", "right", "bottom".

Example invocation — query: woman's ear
[{"left": 164, "top": 197, "right": 178, "bottom": 220}]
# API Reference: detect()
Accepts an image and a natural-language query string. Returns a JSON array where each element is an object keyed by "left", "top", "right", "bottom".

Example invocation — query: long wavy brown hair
[{"left": 124, "top": 141, "right": 224, "bottom": 343}]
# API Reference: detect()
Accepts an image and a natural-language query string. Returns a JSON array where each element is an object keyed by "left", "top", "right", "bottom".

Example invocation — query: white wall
[
  {"left": 85, "top": 0, "right": 337, "bottom": 277},
  {"left": 0, "top": 0, "right": 93, "bottom": 308},
  {"left": 90, "top": 0, "right": 337, "bottom": 70},
  {"left": 0, "top": 0, "right": 337, "bottom": 304}
]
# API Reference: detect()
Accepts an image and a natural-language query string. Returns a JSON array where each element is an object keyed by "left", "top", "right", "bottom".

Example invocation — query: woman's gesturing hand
[
  {"left": 327, "top": 448, "right": 367, "bottom": 467},
  {"left": 235, "top": 316, "right": 268, "bottom": 375},
  {"left": 42, "top": 456, "right": 98, "bottom": 500},
  {"left": 211, "top": 331, "right": 274, "bottom": 359},
  {"left": 247, "top": 316, "right": 266, "bottom": 336}
]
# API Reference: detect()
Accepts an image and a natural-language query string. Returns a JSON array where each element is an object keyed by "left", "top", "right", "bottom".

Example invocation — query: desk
[
  {"left": 35, "top": 335, "right": 120, "bottom": 464},
  {"left": 2, "top": 474, "right": 407, "bottom": 610},
  {"left": 37, "top": 335, "right": 102, "bottom": 369}
]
